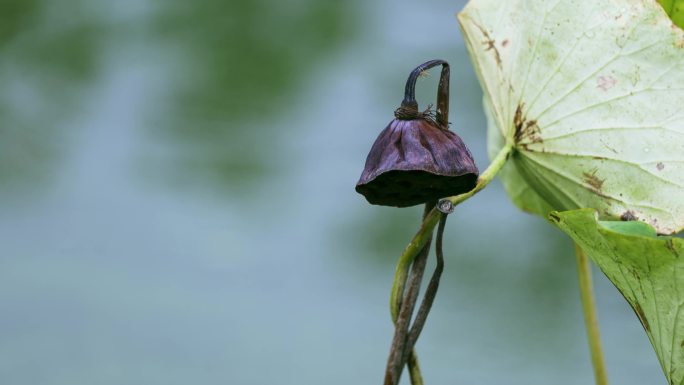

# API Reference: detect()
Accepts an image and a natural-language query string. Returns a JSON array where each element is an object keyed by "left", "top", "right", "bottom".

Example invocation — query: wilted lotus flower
[{"left": 356, "top": 59, "right": 479, "bottom": 207}]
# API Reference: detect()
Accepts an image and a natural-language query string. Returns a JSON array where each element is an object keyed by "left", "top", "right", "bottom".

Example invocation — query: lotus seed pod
[{"left": 355, "top": 60, "right": 479, "bottom": 207}]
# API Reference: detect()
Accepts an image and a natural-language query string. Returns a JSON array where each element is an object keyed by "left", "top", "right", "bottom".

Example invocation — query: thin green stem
[
  {"left": 384, "top": 142, "right": 513, "bottom": 385},
  {"left": 384, "top": 242, "right": 430, "bottom": 385},
  {"left": 402, "top": 214, "right": 447, "bottom": 385},
  {"left": 406, "top": 353, "right": 423, "bottom": 385},
  {"left": 574, "top": 244, "right": 609, "bottom": 385},
  {"left": 385, "top": 204, "right": 434, "bottom": 385},
  {"left": 389, "top": 142, "right": 513, "bottom": 321},
  {"left": 389, "top": 214, "right": 440, "bottom": 322},
  {"left": 405, "top": 214, "right": 447, "bottom": 354}
]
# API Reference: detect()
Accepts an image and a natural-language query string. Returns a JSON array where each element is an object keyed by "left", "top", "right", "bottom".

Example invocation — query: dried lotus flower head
[{"left": 355, "top": 59, "right": 479, "bottom": 207}]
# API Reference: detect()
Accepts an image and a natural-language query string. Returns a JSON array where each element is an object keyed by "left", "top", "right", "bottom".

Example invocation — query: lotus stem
[
  {"left": 385, "top": 142, "right": 513, "bottom": 384},
  {"left": 575, "top": 244, "right": 610, "bottom": 385}
]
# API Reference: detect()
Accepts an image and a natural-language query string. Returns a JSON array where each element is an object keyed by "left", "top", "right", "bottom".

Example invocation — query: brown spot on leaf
[
  {"left": 621, "top": 211, "right": 637, "bottom": 221},
  {"left": 632, "top": 303, "right": 650, "bottom": 332},
  {"left": 485, "top": 38, "right": 502, "bottom": 66},
  {"left": 582, "top": 169, "right": 605, "bottom": 192},
  {"left": 657, "top": 162, "right": 665, "bottom": 171},
  {"left": 473, "top": 23, "right": 502, "bottom": 68},
  {"left": 502, "top": 39, "right": 509, "bottom": 47},
  {"left": 513, "top": 104, "right": 542, "bottom": 145},
  {"left": 513, "top": 104, "right": 524, "bottom": 143},
  {"left": 524, "top": 122, "right": 541, "bottom": 144}
]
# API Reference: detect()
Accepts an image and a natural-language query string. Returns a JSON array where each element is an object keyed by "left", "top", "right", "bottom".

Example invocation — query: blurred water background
[{"left": 0, "top": 0, "right": 665, "bottom": 384}]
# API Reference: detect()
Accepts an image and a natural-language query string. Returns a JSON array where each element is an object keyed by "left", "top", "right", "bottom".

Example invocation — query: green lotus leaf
[
  {"left": 550, "top": 208, "right": 684, "bottom": 384},
  {"left": 658, "top": 0, "right": 684, "bottom": 29},
  {"left": 460, "top": 0, "right": 684, "bottom": 234}
]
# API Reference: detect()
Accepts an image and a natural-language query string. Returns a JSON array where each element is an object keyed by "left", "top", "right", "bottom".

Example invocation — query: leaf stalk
[{"left": 575, "top": 243, "right": 610, "bottom": 385}]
